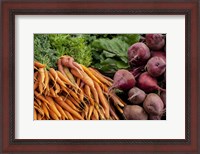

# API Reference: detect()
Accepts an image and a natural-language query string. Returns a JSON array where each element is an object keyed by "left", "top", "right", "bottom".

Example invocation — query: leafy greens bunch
[{"left": 91, "top": 34, "right": 140, "bottom": 76}]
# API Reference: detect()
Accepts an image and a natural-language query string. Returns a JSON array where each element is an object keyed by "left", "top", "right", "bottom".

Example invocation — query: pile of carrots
[{"left": 34, "top": 56, "right": 126, "bottom": 120}]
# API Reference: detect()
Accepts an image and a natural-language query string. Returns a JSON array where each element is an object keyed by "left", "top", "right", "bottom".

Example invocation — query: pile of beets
[{"left": 111, "top": 34, "right": 166, "bottom": 120}]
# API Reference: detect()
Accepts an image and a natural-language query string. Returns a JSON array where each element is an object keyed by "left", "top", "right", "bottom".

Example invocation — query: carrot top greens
[{"left": 34, "top": 34, "right": 92, "bottom": 69}]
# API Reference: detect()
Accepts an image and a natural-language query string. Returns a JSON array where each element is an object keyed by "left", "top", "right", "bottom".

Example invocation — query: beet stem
[{"left": 159, "top": 87, "right": 166, "bottom": 92}]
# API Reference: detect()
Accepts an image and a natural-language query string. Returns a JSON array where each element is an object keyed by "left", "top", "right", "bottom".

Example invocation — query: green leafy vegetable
[
  {"left": 92, "top": 38, "right": 129, "bottom": 63},
  {"left": 34, "top": 34, "right": 57, "bottom": 69},
  {"left": 116, "top": 34, "right": 140, "bottom": 46},
  {"left": 91, "top": 35, "right": 140, "bottom": 75},
  {"left": 49, "top": 34, "right": 92, "bottom": 67}
]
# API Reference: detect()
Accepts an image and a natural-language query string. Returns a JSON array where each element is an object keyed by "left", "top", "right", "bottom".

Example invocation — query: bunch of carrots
[{"left": 34, "top": 56, "right": 126, "bottom": 120}]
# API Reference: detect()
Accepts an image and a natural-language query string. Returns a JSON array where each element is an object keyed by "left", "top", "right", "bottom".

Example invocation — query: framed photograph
[{"left": 1, "top": 0, "right": 199, "bottom": 153}]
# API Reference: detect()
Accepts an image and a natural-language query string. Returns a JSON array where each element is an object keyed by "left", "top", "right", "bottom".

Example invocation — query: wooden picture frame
[{"left": 1, "top": 0, "right": 199, "bottom": 153}]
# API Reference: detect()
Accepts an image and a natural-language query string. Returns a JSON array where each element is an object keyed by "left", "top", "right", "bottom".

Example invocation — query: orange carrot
[
  {"left": 81, "top": 112, "right": 85, "bottom": 119},
  {"left": 65, "top": 86, "right": 79, "bottom": 101},
  {"left": 35, "top": 98, "right": 42, "bottom": 106},
  {"left": 80, "top": 64, "right": 103, "bottom": 86},
  {"left": 90, "top": 67, "right": 113, "bottom": 82},
  {"left": 79, "top": 81, "right": 85, "bottom": 89},
  {"left": 73, "top": 61, "right": 84, "bottom": 71},
  {"left": 54, "top": 83, "right": 61, "bottom": 94},
  {"left": 97, "top": 105, "right": 106, "bottom": 120},
  {"left": 49, "top": 67, "right": 60, "bottom": 83},
  {"left": 34, "top": 106, "right": 44, "bottom": 118},
  {"left": 49, "top": 68, "right": 67, "bottom": 88},
  {"left": 89, "top": 68, "right": 113, "bottom": 86},
  {"left": 61, "top": 56, "right": 83, "bottom": 76},
  {"left": 44, "top": 69, "right": 49, "bottom": 90},
  {"left": 87, "top": 105, "right": 94, "bottom": 120},
  {"left": 42, "top": 116, "right": 47, "bottom": 120},
  {"left": 38, "top": 68, "right": 45, "bottom": 94},
  {"left": 103, "top": 86, "right": 125, "bottom": 107},
  {"left": 109, "top": 92, "right": 125, "bottom": 107},
  {"left": 60, "top": 86, "right": 69, "bottom": 96},
  {"left": 38, "top": 83, "right": 43, "bottom": 94},
  {"left": 34, "top": 71, "right": 39, "bottom": 81},
  {"left": 64, "top": 110, "right": 74, "bottom": 120},
  {"left": 42, "top": 103, "right": 50, "bottom": 119},
  {"left": 110, "top": 105, "right": 119, "bottom": 120},
  {"left": 34, "top": 66, "right": 38, "bottom": 70},
  {"left": 67, "top": 96, "right": 83, "bottom": 110},
  {"left": 34, "top": 81, "right": 39, "bottom": 90},
  {"left": 54, "top": 103, "right": 68, "bottom": 119},
  {"left": 34, "top": 100, "right": 40, "bottom": 108},
  {"left": 76, "top": 78, "right": 81, "bottom": 87},
  {"left": 34, "top": 61, "right": 46, "bottom": 68},
  {"left": 63, "top": 67, "right": 76, "bottom": 85},
  {"left": 115, "top": 104, "right": 123, "bottom": 114},
  {"left": 57, "top": 70, "right": 76, "bottom": 88},
  {"left": 34, "top": 109, "right": 37, "bottom": 120},
  {"left": 93, "top": 108, "right": 99, "bottom": 120},
  {"left": 57, "top": 58, "right": 67, "bottom": 77},
  {"left": 54, "top": 97, "right": 83, "bottom": 120},
  {"left": 38, "top": 75, "right": 43, "bottom": 94},
  {"left": 84, "top": 85, "right": 91, "bottom": 98},
  {"left": 34, "top": 91, "right": 50, "bottom": 105},
  {"left": 84, "top": 104, "right": 89, "bottom": 119},
  {"left": 37, "top": 113, "right": 42, "bottom": 120},
  {"left": 34, "top": 99, "right": 39, "bottom": 106},
  {"left": 62, "top": 97, "right": 81, "bottom": 112},
  {"left": 70, "top": 68, "right": 94, "bottom": 88},
  {"left": 88, "top": 98, "right": 95, "bottom": 106},
  {"left": 48, "top": 71, "right": 57, "bottom": 86},
  {"left": 38, "top": 68, "right": 45, "bottom": 83},
  {"left": 79, "top": 88, "right": 84, "bottom": 102},
  {"left": 43, "top": 88, "right": 48, "bottom": 96},
  {"left": 94, "top": 82, "right": 110, "bottom": 119},
  {"left": 90, "top": 86, "right": 99, "bottom": 104},
  {"left": 91, "top": 114, "right": 97, "bottom": 120},
  {"left": 49, "top": 87, "right": 56, "bottom": 97},
  {"left": 49, "top": 109, "right": 59, "bottom": 120},
  {"left": 46, "top": 96, "right": 61, "bottom": 118},
  {"left": 84, "top": 85, "right": 99, "bottom": 104},
  {"left": 83, "top": 85, "right": 95, "bottom": 106},
  {"left": 44, "top": 101, "right": 50, "bottom": 110}
]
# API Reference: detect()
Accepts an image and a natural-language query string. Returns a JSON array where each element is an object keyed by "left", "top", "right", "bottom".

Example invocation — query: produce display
[{"left": 34, "top": 34, "right": 166, "bottom": 120}]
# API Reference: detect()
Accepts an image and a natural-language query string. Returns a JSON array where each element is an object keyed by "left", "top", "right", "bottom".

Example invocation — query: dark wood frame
[{"left": 1, "top": 0, "right": 199, "bottom": 153}]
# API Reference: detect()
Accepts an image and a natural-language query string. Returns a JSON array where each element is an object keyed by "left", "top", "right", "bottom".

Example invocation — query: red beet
[
  {"left": 146, "top": 56, "right": 166, "bottom": 77},
  {"left": 111, "top": 69, "right": 136, "bottom": 91},
  {"left": 145, "top": 34, "right": 165, "bottom": 50},
  {"left": 137, "top": 72, "right": 165, "bottom": 93},
  {"left": 123, "top": 105, "right": 148, "bottom": 120},
  {"left": 151, "top": 51, "right": 166, "bottom": 62},
  {"left": 128, "top": 87, "right": 146, "bottom": 104},
  {"left": 128, "top": 42, "right": 151, "bottom": 67},
  {"left": 143, "top": 93, "right": 165, "bottom": 116}
]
